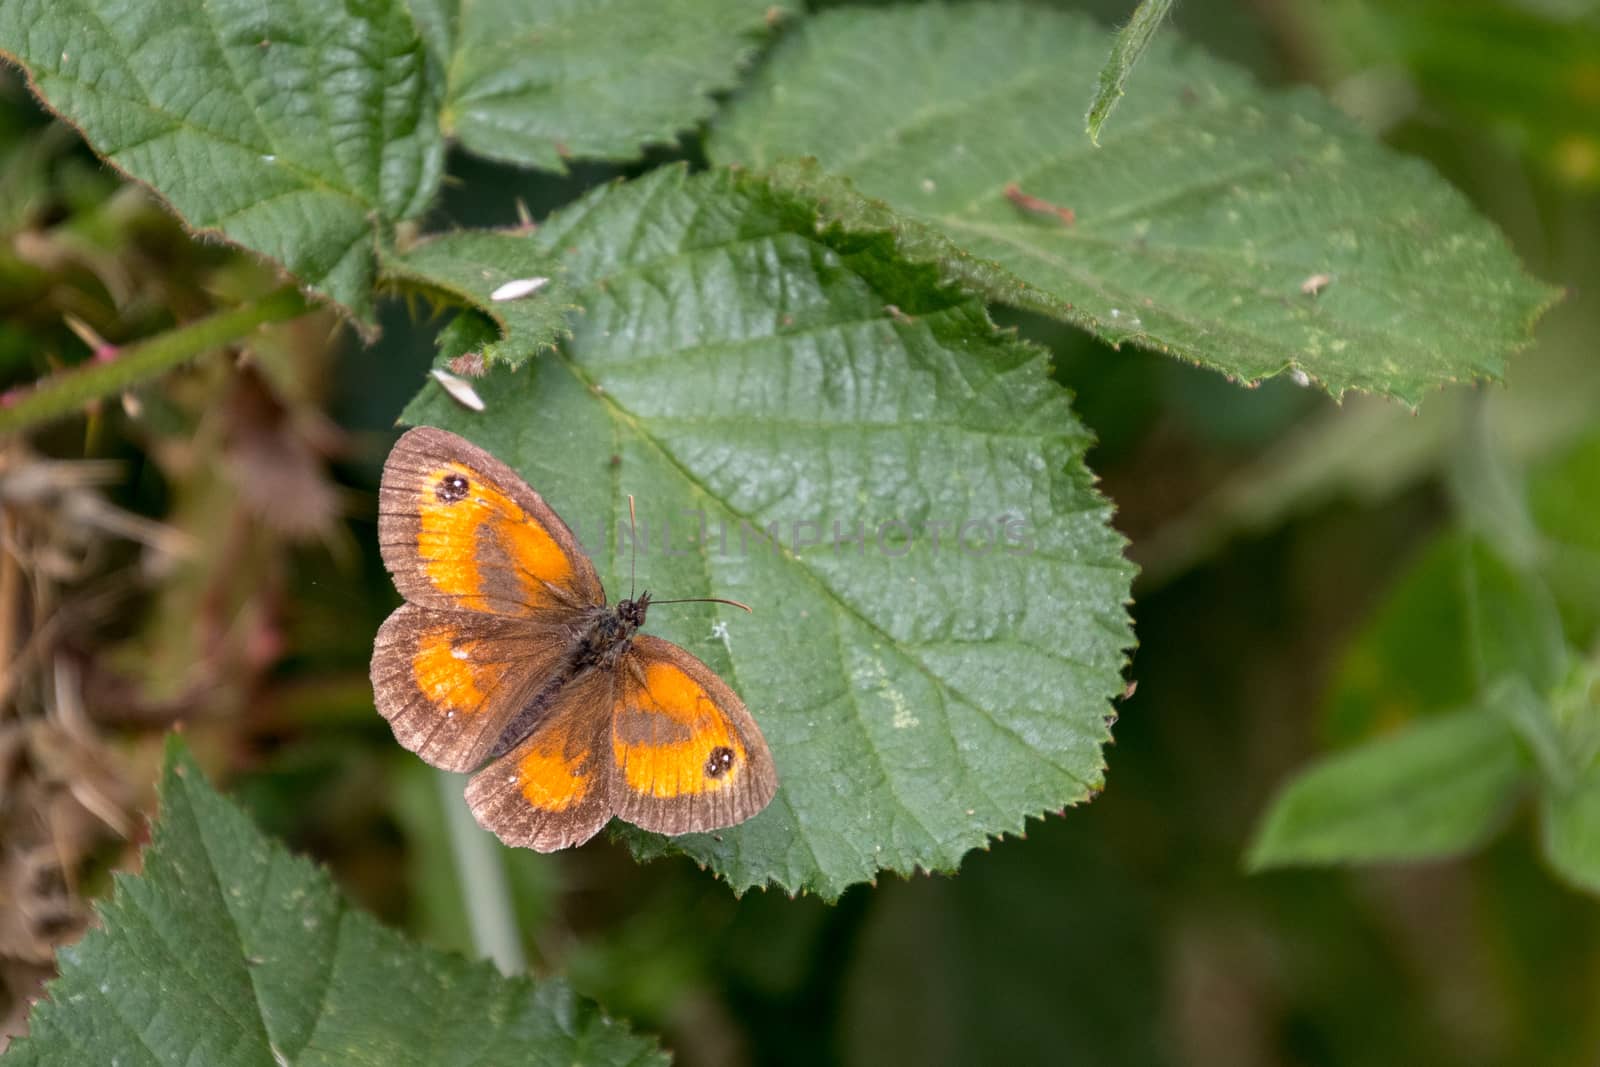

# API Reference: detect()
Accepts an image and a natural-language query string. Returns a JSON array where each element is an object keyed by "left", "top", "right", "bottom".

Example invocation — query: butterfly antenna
[
  {"left": 651, "top": 596, "right": 754, "bottom": 614},
  {"left": 627, "top": 493, "right": 638, "bottom": 599}
]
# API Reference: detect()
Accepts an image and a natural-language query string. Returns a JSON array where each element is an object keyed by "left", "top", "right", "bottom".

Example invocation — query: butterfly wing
[
  {"left": 608, "top": 635, "right": 778, "bottom": 836},
  {"left": 371, "top": 604, "right": 570, "bottom": 773},
  {"left": 465, "top": 671, "right": 617, "bottom": 851},
  {"left": 378, "top": 426, "right": 605, "bottom": 617}
]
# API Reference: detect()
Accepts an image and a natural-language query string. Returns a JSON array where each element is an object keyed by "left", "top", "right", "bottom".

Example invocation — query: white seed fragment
[
  {"left": 490, "top": 276, "right": 550, "bottom": 302},
  {"left": 431, "top": 368, "right": 486, "bottom": 412}
]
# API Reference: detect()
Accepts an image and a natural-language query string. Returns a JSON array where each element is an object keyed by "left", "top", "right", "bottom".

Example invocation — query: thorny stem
[{"left": 0, "top": 285, "right": 309, "bottom": 435}]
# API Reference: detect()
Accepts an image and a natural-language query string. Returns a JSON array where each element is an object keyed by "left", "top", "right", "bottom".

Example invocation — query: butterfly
[{"left": 370, "top": 426, "right": 777, "bottom": 850}]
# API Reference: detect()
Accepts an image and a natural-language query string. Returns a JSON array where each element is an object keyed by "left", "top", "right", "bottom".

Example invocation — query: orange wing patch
[
  {"left": 415, "top": 462, "right": 574, "bottom": 613},
  {"left": 614, "top": 659, "right": 747, "bottom": 798},
  {"left": 410, "top": 623, "right": 508, "bottom": 717},
  {"left": 516, "top": 730, "right": 592, "bottom": 812}
]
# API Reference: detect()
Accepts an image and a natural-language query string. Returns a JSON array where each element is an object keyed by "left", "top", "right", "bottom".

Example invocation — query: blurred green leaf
[
  {"left": 1334, "top": 0, "right": 1600, "bottom": 188},
  {"left": 710, "top": 3, "right": 1559, "bottom": 403},
  {"left": 1248, "top": 709, "right": 1525, "bottom": 869},
  {"left": 1529, "top": 430, "right": 1600, "bottom": 643},
  {"left": 1326, "top": 534, "right": 1568, "bottom": 742},
  {"left": 1085, "top": 0, "right": 1177, "bottom": 145},
  {"left": 0, "top": 0, "right": 446, "bottom": 323},
  {"left": 1488, "top": 674, "right": 1577, "bottom": 793},
  {"left": 1542, "top": 768, "right": 1600, "bottom": 893},
  {"left": 381, "top": 231, "right": 575, "bottom": 369},
  {"left": 402, "top": 166, "right": 1135, "bottom": 899},
  {"left": 6, "top": 737, "right": 664, "bottom": 1067},
  {"left": 431, "top": 0, "right": 787, "bottom": 171}
]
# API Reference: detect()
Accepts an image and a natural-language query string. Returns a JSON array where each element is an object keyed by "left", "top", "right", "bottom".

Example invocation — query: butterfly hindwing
[
  {"left": 378, "top": 426, "right": 605, "bottom": 617},
  {"left": 371, "top": 604, "right": 569, "bottom": 773},
  {"left": 608, "top": 635, "right": 779, "bottom": 836},
  {"left": 465, "top": 671, "right": 617, "bottom": 851}
]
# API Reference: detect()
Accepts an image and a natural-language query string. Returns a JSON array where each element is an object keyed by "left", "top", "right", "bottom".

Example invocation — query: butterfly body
[
  {"left": 371, "top": 427, "right": 776, "bottom": 851},
  {"left": 484, "top": 593, "right": 651, "bottom": 762}
]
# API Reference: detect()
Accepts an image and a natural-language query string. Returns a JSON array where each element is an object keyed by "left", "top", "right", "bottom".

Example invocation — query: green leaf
[
  {"left": 1488, "top": 674, "right": 1577, "bottom": 794},
  {"left": 1248, "top": 708, "right": 1525, "bottom": 869},
  {"left": 1529, "top": 430, "right": 1600, "bottom": 644},
  {"left": 1325, "top": 533, "right": 1568, "bottom": 743},
  {"left": 0, "top": 0, "right": 446, "bottom": 323},
  {"left": 1542, "top": 768, "right": 1600, "bottom": 894},
  {"left": 710, "top": 3, "right": 1559, "bottom": 403},
  {"left": 5, "top": 737, "right": 665, "bottom": 1067},
  {"left": 436, "top": 0, "right": 787, "bottom": 171},
  {"left": 381, "top": 230, "right": 576, "bottom": 369},
  {"left": 400, "top": 166, "right": 1135, "bottom": 899},
  {"left": 1085, "top": 0, "right": 1177, "bottom": 145}
]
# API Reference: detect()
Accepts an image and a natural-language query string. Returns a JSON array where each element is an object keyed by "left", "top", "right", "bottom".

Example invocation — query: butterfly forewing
[{"left": 378, "top": 427, "right": 604, "bottom": 617}]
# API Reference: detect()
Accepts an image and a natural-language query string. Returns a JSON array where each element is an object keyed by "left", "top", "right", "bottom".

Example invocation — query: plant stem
[
  {"left": 0, "top": 285, "right": 309, "bottom": 435},
  {"left": 436, "top": 769, "right": 527, "bottom": 975}
]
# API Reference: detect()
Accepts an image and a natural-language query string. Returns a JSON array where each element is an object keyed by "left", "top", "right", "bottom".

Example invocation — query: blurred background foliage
[{"left": 3, "top": 0, "right": 1599, "bottom": 1063}]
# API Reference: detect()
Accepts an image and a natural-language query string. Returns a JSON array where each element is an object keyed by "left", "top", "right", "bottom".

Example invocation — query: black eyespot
[
  {"left": 705, "top": 746, "right": 735, "bottom": 779},
  {"left": 436, "top": 473, "right": 469, "bottom": 503}
]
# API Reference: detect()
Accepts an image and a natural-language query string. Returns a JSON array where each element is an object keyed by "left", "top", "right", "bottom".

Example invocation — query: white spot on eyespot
[
  {"left": 451, "top": 646, "right": 469, "bottom": 660},
  {"left": 431, "top": 368, "right": 485, "bottom": 412},
  {"left": 490, "top": 277, "right": 549, "bottom": 302}
]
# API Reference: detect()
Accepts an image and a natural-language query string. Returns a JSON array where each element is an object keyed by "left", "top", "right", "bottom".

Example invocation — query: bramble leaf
[
  {"left": 433, "top": 0, "right": 787, "bottom": 171},
  {"left": 401, "top": 167, "right": 1135, "bottom": 899},
  {"left": 711, "top": 3, "right": 1559, "bottom": 403},
  {"left": 0, "top": 0, "right": 445, "bottom": 323},
  {"left": 5, "top": 738, "right": 665, "bottom": 1067}
]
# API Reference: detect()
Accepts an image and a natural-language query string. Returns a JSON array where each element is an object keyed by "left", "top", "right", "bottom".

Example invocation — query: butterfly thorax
[
  {"left": 486, "top": 593, "right": 650, "bottom": 761},
  {"left": 572, "top": 592, "right": 650, "bottom": 672}
]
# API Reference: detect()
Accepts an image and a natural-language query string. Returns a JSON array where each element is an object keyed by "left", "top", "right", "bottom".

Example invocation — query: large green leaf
[
  {"left": 429, "top": 0, "right": 786, "bottom": 171},
  {"left": 400, "top": 166, "right": 1135, "bottom": 899},
  {"left": 0, "top": 0, "right": 445, "bottom": 323},
  {"left": 5, "top": 738, "right": 664, "bottom": 1067},
  {"left": 1247, "top": 708, "right": 1525, "bottom": 869},
  {"left": 710, "top": 3, "right": 1559, "bottom": 403}
]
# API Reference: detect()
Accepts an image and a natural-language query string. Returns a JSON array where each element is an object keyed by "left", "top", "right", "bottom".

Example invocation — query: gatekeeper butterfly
[{"left": 371, "top": 427, "right": 777, "bottom": 850}]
